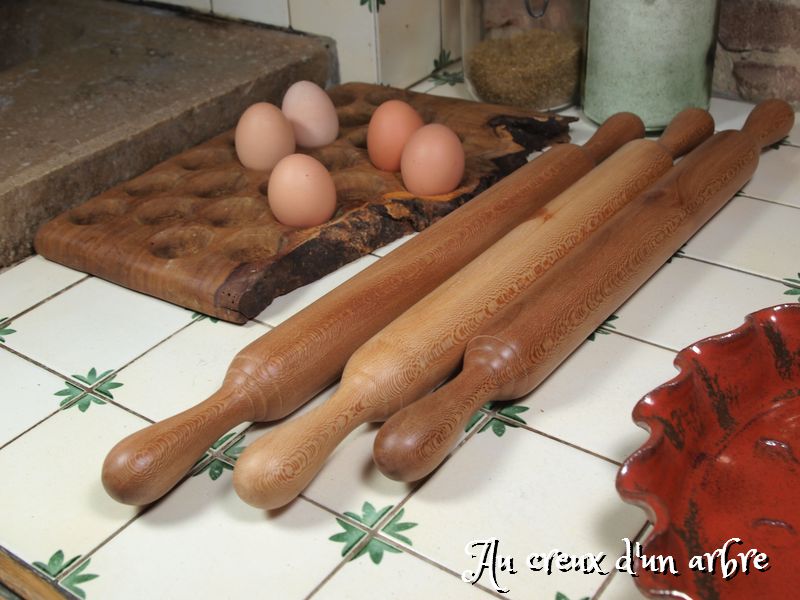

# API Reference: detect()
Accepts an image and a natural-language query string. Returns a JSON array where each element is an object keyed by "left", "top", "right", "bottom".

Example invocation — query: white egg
[{"left": 281, "top": 81, "right": 339, "bottom": 149}]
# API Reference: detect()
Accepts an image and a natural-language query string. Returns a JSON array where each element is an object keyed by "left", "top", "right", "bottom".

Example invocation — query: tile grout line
[
  {"left": 494, "top": 413, "right": 624, "bottom": 468},
  {"left": 0, "top": 406, "right": 65, "bottom": 452},
  {"left": 0, "top": 310, "right": 201, "bottom": 431},
  {"left": 678, "top": 252, "right": 800, "bottom": 288},
  {"left": 105, "top": 316, "right": 201, "bottom": 380},
  {"left": 737, "top": 191, "right": 800, "bottom": 211},
  {"left": 0, "top": 344, "right": 86, "bottom": 391},
  {"left": 592, "top": 521, "right": 651, "bottom": 600},
  {"left": 0, "top": 274, "right": 90, "bottom": 326},
  {"left": 53, "top": 511, "right": 145, "bottom": 584},
  {"left": 300, "top": 495, "right": 376, "bottom": 534},
  {"left": 53, "top": 468, "right": 213, "bottom": 583},
  {"left": 0, "top": 544, "right": 73, "bottom": 600},
  {"left": 368, "top": 530, "right": 509, "bottom": 600},
  {"left": 607, "top": 329, "right": 679, "bottom": 354},
  {"left": 302, "top": 525, "right": 384, "bottom": 600},
  {"left": 370, "top": 411, "right": 494, "bottom": 533}
]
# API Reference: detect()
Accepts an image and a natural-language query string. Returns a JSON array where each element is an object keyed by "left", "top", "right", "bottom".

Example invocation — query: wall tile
[
  {"left": 377, "top": 0, "right": 441, "bottom": 86},
  {"left": 441, "top": 0, "right": 462, "bottom": 59},
  {"left": 159, "top": 0, "right": 212, "bottom": 13},
  {"left": 290, "top": 0, "right": 379, "bottom": 83},
  {"left": 214, "top": 0, "right": 290, "bottom": 26}
]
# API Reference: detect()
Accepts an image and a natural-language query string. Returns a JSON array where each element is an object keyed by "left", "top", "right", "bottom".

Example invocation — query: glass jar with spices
[
  {"left": 461, "top": 0, "right": 588, "bottom": 111},
  {"left": 583, "top": 0, "right": 720, "bottom": 131}
]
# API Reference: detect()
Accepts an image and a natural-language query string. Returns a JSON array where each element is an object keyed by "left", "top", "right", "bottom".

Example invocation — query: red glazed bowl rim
[{"left": 616, "top": 303, "right": 800, "bottom": 599}]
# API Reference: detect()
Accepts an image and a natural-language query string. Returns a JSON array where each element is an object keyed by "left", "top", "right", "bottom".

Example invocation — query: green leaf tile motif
[
  {"left": 192, "top": 432, "right": 240, "bottom": 480},
  {"left": 587, "top": 314, "right": 619, "bottom": 341},
  {"left": 359, "top": 0, "right": 385, "bottom": 12},
  {"left": 0, "top": 318, "right": 16, "bottom": 343},
  {"left": 381, "top": 508, "right": 417, "bottom": 545},
  {"left": 475, "top": 405, "right": 530, "bottom": 437},
  {"left": 60, "top": 558, "right": 99, "bottom": 599},
  {"left": 72, "top": 395, "right": 107, "bottom": 413},
  {"left": 344, "top": 501, "right": 392, "bottom": 528},
  {"left": 55, "top": 382, "right": 84, "bottom": 408},
  {"left": 211, "top": 432, "right": 236, "bottom": 450},
  {"left": 555, "top": 593, "right": 589, "bottom": 600},
  {"left": 330, "top": 518, "right": 368, "bottom": 557},
  {"left": 330, "top": 502, "right": 417, "bottom": 564},
  {"left": 431, "top": 49, "right": 464, "bottom": 86},
  {"left": 73, "top": 368, "right": 124, "bottom": 399},
  {"left": 783, "top": 273, "right": 800, "bottom": 300},
  {"left": 195, "top": 458, "right": 233, "bottom": 480},
  {"left": 33, "top": 550, "right": 80, "bottom": 578},
  {"left": 56, "top": 368, "right": 123, "bottom": 410},
  {"left": 359, "top": 538, "right": 400, "bottom": 564},
  {"left": 191, "top": 311, "right": 219, "bottom": 323},
  {"left": 465, "top": 402, "right": 495, "bottom": 432},
  {"left": 223, "top": 439, "right": 246, "bottom": 461}
]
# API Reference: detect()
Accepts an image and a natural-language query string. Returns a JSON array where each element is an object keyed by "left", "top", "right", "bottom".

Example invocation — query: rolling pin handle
[
  {"left": 656, "top": 107, "right": 715, "bottom": 159},
  {"left": 101, "top": 388, "right": 253, "bottom": 505},
  {"left": 741, "top": 99, "right": 795, "bottom": 150},
  {"left": 374, "top": 352, "right": 499, "bottom": 482},
  {"left": 580, "top": 112, "right": 646, "bottom": 164},
  {"left": 232, "top": 398, "right": 362, "bottom": 509}
]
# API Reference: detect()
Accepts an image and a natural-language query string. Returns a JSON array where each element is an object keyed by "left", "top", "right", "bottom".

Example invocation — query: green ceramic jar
[{"left": 582, "top": 0, "right": 720, "bottom": 131}]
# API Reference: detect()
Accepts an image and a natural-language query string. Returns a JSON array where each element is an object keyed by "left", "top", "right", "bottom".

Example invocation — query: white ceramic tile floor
[
  {"left": 740, "top": 143, "right": 800, "bottom": 208},
  {"left": 614, "top": 256, "right": 789, "bottom": 351},
  {"left": 0, "top": 400, "right": 144, "bottom": 566},
  {"left": 4, "top": 277, "right": 190, "bottom": 377},
  {"left": 0, "top": 255, "right": 84, "bottom": 320},
  {"left": 397, "top": 426, "right": 645, "bottom": 600},
  {"left": 110, "top": 317, "right": 270, "bottom": 421},
  {"left": 312, "top": 543, "right": 494, "bottom": 600},
  {"left": 515, "top": 333, "right": 677, "bottom": 463},
  {"left": 1, "top": 93, "right": 797, "bottom": 600},
  {"left": 0, "top": 349, "right": 67, "bottom": 447},
  {"left": 86, "top": 472, "right": 343, "bottom": 600},
  {"left": 682, "top": 194, "right": 800, "bottom": 281}
]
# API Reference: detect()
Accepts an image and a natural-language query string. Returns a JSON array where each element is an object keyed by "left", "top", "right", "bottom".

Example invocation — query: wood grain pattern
[
  {"left": 0, "top": 547, "right": 70, "bottom": 600},
  {"left": 372, "top": 99, "right": 795, "bottom": 482},
  {"left": 100, "top": 112, "right": 646, "bottom": 506},
  {"left": 230, "top": 108, "right": 714, "bottom": 510},
  {"left": 34, "top": 83, "right": 572, "bottom": 323}
]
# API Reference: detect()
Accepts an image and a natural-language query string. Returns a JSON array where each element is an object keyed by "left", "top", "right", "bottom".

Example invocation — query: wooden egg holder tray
[{"left": 35, "top": 82, "right": 572, "bottom": 323}]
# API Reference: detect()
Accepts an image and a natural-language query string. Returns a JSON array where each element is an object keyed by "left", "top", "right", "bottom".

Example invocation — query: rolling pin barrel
[
  {"left": 372, "top": 99, "right": 795, "bottom": 482},
  {"left": 231, "top": 107, "right": 714, "bottom": 510},
  {"left": 101, "top": 112, "right": 646, "bottom": 505}
]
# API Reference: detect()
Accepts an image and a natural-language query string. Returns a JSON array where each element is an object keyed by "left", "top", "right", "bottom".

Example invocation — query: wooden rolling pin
[
  {"left": 101, "top": 113, "right": 645, "bottom": 505},
  {"left": 232, "top": 108, "right": 714, "bottom": 509},
  {"left": 372, "top": 99, "right": 795, "bottom": 482}
]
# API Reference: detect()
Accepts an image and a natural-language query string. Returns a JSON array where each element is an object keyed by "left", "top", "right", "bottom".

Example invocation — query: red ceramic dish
[{"left": 617, "top": 304, "right": 800, "bottom": 599}]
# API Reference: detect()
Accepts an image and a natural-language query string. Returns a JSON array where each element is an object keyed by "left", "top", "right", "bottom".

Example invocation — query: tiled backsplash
[
  {"left": 151, "top": 0, "right": 460, "bottom": 86},
  {"left": 154, "top": 0, "right": 800, "bottom": 107}
]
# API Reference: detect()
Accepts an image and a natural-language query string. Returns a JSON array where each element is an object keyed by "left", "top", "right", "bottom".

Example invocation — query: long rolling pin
[
  {"left": 102, "top": 113, "right": 645, "bottom": 505},
  {"left": 231, "top": 108, "right": 714, "bottom": 509},
  {"left": 372, "top": 99, "right": 795, "bottom": 482}
]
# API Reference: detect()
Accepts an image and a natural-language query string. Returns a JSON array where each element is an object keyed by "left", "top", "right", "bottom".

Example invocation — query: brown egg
[
  {"left": 367, "top": 100, "right": 424, "bottom": 172},
  {"left": 267, "top": 154, "right": 337, "bottom": 228},
  {"left": 234, "top": 103, "right": 295, "bottom": 171},
  {"left": 400, "top": 124, "right": 465, "bottom": 196}
]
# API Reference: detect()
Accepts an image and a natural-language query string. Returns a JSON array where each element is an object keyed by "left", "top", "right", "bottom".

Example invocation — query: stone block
[{"left": 0, "top": 0, "right": 337, "bottom": 267}]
